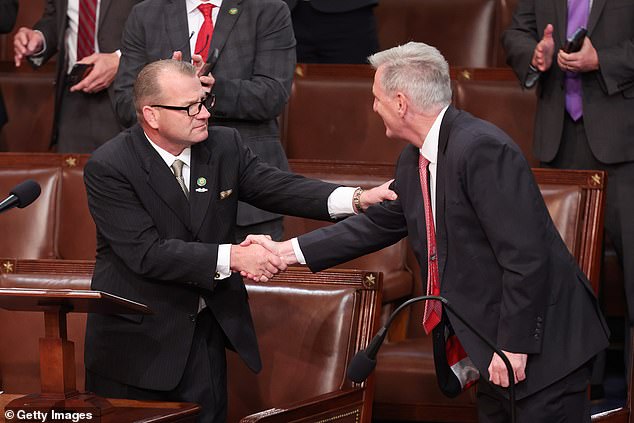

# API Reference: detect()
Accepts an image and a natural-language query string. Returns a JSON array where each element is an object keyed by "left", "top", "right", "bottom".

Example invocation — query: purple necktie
[{"left": 565, "top": 0, "right": 590, "bottom": 121}]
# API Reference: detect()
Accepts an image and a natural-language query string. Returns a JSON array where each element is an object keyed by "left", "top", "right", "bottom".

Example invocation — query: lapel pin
[
  {"left": 197, "top": 177, "right": 207, "bottom": 187},
  {"left": 219, "top": 189, "right": 233, "bottom": 200},
  {"left": 228, "top": 7, "right": 238, "bottom": 14},
  {"left": 195, "top": 187, "right": 209, "bottom": 193}
]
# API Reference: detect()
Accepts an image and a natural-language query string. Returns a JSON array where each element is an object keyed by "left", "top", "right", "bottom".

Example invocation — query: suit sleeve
[
  {"left": 461, "top": 136, "right": 551, "bottom": 354},
  {"left": 113, "top": 8, "right": 146, "bottom": 128},
  {"left": 84, "top": 157, "right": 220, "bottom": 289},
  {"left": 501, "top": 0, "right": 540, "bottom": 86},
  {"left": 211, "top": 1, "right": 296, "bottom": 121},
  {"left": 0, "top": 0, "right": 18, "bottom": 33},
  {"left": 298, "top": 195, "right": 408, "bottom": 273},
  {"left": 30, "top": 0, "right": 59, "bottom": 66}
]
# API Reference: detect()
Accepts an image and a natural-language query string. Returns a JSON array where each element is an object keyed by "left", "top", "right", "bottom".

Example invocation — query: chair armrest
[
  {"left": 591, "top": 408, "right": 628, "bottom": 423},
  {"left": 240, "top": 388, "right": 365, "bottom": 423}
]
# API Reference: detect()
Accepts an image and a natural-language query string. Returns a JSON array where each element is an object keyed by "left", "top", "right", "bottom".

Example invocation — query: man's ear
[
  {"left": 396, "top": 92, "right": 408, "bottom": 118},
  {"left": 142, "top": 106, "right": 160, "bottom": 130}
]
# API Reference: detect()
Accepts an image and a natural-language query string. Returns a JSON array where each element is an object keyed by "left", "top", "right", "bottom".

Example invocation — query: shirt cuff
[
  {"left": 525, "top": 64, "right": 540, "bottom": 88},
  {"left": 215, "top": 244, "right": 232, "bottom": 280},
  {"left": 328, "top": 186, "right": 357, "bottom": 219},
  {"left": 291, "top": 238, "right": 307, "bottom": 265}
]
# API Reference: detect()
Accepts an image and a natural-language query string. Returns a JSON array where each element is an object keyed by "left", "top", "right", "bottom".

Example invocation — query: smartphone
[
  {"left": 199, "top": 48, "right": 219, "bottom": 76},
  {"left": 67, "top": 63, "right": 94, "bottom": 86},
  {"left": 563, "top": 27, "right": 587, "bottom": 53}
]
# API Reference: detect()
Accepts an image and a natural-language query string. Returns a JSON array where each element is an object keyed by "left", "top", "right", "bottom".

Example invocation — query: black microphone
[
  {"left": 347, "top": 295, "right": 517, "bottom": 423},
  {"left": 0, "top": 180, "right": 41, "bottom": 214}
]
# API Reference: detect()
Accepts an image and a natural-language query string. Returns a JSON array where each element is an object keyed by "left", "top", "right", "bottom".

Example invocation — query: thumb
[{"left": 543, "top": 24, "right": 554, "bottom": 40}]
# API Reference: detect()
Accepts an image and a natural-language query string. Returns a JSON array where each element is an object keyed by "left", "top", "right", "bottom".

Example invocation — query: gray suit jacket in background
[
  {"left": 113, "top": 0, "right": 297, "bottom": 226},
  {"left": 502, "top": 0, "right": 634, "bottom": 164}
]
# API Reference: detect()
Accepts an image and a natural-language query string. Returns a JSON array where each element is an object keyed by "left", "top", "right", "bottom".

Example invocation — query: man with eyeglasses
[
  {"left": 113, "top": 0, "right": 296, "bottom": 245},
  {"left": 83, "top": 59, "right": 395, "bottom": 423}
]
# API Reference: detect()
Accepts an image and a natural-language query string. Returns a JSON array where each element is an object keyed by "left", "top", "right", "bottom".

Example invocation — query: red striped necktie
[
  {"left": 419, "top": 155, "right": 442, "bottom": 334},
  {"left": 77, "top": 0, "right": 97, "bottom": 61}
]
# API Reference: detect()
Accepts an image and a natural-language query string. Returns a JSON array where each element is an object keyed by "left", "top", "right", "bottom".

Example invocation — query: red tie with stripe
[
  {"left": 419, "top": 155, "right": 442, "bottom": 334},
  {"left": 195, "top": 3, "right": 216, "bottom": 60},
  {"left": 419, "top": 154, "right": 479, "bottom": 390},
  {"left": 77, "top": 0, "right": 97, "bottom": 61}
]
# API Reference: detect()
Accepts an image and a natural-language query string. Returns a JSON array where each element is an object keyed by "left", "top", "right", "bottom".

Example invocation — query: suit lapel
[
  {"left": 165, "top": 0, "right": 192, "bottom": 60},
  {"left": 131, "top": 126, "right": 192, "bottom": 229},
  {"left": 435, "top": 106, "right": 460, "bottom": 282},
  {"left": 98, "top": 0, "right": 112, "bottom": 29},
  {"left": 555, "top": 0, "right": 567, "bottom": 46},
  {"left": 587, "top": 0, "right": 606, "bottom": 36},
  {"left": 190, "top": 142, "right": 216, "bottom": 237},
  {"left": 210, "top": 0, "right": 243, "bottom": 56}
]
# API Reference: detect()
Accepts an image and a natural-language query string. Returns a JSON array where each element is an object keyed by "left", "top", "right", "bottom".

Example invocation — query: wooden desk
[{"left": 0, "top": 393, "right": 200, "bottom": 423}]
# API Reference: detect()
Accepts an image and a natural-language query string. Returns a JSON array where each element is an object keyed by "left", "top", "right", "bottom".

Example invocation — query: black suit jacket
[
  {"left": 502, "top": 0, "right": 634, "bottom": 164},
  {"left": 28, "top": 0, "right": 140, "bottom": 144},
  {"left": 0, "top": 0, "right": 18, "bottom": 129},
  {"left": 284, "top": 0, "right": 377, "bottom": 13},
  {"left": 84, "top": 124, "right": 339, "bottom": 390},
  {"left": 298, "top": 106, "right": 609, "bottom": 399},
  {"left": 114, "top": 0, "right": 296, "bottom": 226}
]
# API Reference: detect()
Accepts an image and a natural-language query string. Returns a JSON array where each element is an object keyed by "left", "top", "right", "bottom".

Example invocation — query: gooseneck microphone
[
  {"left": 347, "top": 295, "right": 517, "bottom": 423},
  {"left": 0, "top": 180, "right": 41, "bottom": 214}
]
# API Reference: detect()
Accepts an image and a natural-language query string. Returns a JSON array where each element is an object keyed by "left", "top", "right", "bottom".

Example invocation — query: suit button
[
  {"left": 534, "top": 334, "right": 540, "bottom": 340},
  {"left": 188, "top": 314, "right": 196, "bottom": 322},
  {"left": 535, "top": 328, "right": 541, "bottom": 334},
  {"left": 214, "top": 272, "right": 221, "bottom": 279},
  {"left": 537, "top": 316, "right": 543, "bottom": 323}
]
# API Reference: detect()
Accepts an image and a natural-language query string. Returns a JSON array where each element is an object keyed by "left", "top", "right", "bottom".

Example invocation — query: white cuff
[
  {"left": 328, "top": 186, "right": 357, "bottom": 219},
  {"left": 291, "top": 238, "right": 307, "bottom": 265},
  {"left": 215, "top": 244, "right": 232, "bottom": 279}
]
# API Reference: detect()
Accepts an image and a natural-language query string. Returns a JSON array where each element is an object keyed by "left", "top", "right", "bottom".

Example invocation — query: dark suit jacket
[
  {"left": 284, "top": 0, "right": 377, "bottom": 13},
  {"left": 84, "top": 124, "right": 339, "bottom": 390},
  {"left": 298, "top": 106, "right": 609, "bottom": 399},
  {"left": 502, "top": 0, "right": 634, "bottom": 164},
  {"left": 28, "top": 0, "right": 140, "bottom": 145},
  {"left": 0, "top": 0, "right": 18, "bottom": 129},
  {"left": 113, "top": 0, "right": 296, "bottom": 226}
]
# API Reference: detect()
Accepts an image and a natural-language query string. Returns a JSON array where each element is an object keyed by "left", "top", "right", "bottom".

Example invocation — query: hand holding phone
[
  {"left": 563, "top": 27, "right": 587, "bottom": 53},
  {"left": 199, "top": 48, "right": 219, "bottom": 77},
  {"left": 67, "top": 63, "right": 94, "bottom": 86}
]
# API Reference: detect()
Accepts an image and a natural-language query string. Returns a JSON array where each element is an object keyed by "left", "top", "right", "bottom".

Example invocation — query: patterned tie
[
  {"left": 77, "top": 0, "right": 98, "bottom": 61},
  {"left": 419, "top": 155, "right": 442, "bottom": 334},
  {"left": 565, "top": 0, "right": 590, "bottom": 121},
  {"left": 171, "top": 159, "right": 189, "bottom": 200},
  {"left": 195, "top": 3, "right": 216, "bottom": 61}
]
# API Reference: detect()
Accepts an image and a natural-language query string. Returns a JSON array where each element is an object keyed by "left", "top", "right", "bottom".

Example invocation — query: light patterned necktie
[
  {"left": 171, "top": 159, "right": 189, "bottom": 200},
  {"left": 419, "top": 155, "right": 442, "bottom": 334}
]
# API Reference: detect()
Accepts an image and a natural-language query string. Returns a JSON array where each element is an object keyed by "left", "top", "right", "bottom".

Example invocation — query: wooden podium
[{"left": 0, "top": 288, "right": 200, "bottom": 422}]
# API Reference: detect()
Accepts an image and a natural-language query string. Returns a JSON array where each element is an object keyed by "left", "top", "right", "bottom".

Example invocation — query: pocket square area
[{"left": 219, "top": 189, "right": 233, "bottom": 200}]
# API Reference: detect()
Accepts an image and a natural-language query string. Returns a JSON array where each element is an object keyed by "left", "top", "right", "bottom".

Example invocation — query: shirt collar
[
  {"left": 186, "top": 0, "right": 223, "bottom": 14},
  {"left": 419, "top": 105, "right": 449, "bottom": 164},
  {"left": 144, "top": 132, "right": 192, "bottom": 169}
]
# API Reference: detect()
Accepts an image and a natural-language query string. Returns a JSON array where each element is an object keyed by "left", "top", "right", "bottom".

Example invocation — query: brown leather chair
[
  {"left": 373, "top": 168, "right": 607, "bottom": 422},
  {"left": 453, "top": 68, "right": 539, "bottom": 167},
  {"left": 283, "top": 64, "right": 407, "bottom": 164},
  {"left": 374, "top": 0, "right": 498, "bottom": 67},
  {"left": 0, "top": 71, "right": 55, "bottom": 152},
  {"left": 0, "top": 153, "right": 95, "bottom": 259},
  {"left": 227, "top": 268, "right": 382, "bottom": 422}
]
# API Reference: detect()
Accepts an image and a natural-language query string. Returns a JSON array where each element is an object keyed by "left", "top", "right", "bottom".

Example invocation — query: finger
[
  {"left": 171, "top": 51, "right": 183, "bottom": 61},
  {"left": 191, "top": 53, "right": 204, "bottom": 66},
  {"left": 515, "top": 366, "right": 526, "bottom": 382}
]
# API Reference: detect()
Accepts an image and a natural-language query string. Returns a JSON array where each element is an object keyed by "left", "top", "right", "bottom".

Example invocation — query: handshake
[
  {"left": 231, "top": 235, "right": 296, "bottom": 282},
  {"left": 229, "top": 179, "right": 397, "bottom": 282}
]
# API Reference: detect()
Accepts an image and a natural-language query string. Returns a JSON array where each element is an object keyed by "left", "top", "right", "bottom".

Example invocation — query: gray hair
[
  {"left": 368, "top": 42, "right": 452, "bottom": 112},
  {"left": 133, "top": 59, "right": 198, "bottom": 120}
]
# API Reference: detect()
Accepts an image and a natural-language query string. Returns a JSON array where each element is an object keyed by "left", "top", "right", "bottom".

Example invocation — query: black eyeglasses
[{"left": 151, "top": 94, "right": 216, "bottom": 117}]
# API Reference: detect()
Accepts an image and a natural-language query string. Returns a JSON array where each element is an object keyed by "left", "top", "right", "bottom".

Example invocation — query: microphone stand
[{"left": 364, "top": 295, "right": 517, "bottom": 423}]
